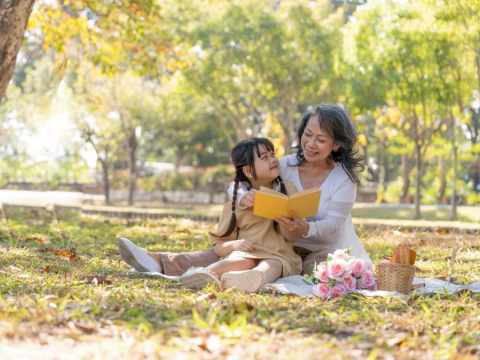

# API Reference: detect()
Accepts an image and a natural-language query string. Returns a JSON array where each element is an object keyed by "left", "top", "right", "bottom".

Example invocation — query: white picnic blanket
[
  {"left": 264, "top": 275, "right": 480, "bottom": 298},
  {"left": 127, "top": 269, "right": 480, "bottom": 298}
]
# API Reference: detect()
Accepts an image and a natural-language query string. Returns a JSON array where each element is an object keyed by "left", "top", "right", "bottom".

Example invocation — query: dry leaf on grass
[
  {"left": 50, "top": 250, "right": 73, "bottom": 256},
  {"left": 235, "top": 302, "right": 254, "bottom": 311},
  {"left": 82, "top": 275, "right": 112, "bottom": 285},
  {"left": 196, "top": 334, "right": 222, "bottom": 352},
  {"left": 24, "top": 237, "right": 48, "bottom": 244},
  {"left": 195, "top": 292, "right": 217, "bottom": 301}
]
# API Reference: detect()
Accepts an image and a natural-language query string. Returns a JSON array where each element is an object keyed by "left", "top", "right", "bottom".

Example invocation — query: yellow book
[{"left": 253, "top": 187, "right": 321, "bottom": 220}]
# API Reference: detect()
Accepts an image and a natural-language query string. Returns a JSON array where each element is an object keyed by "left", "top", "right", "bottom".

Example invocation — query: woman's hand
[
  {"left": 275, "top": 211, "right": 310, "bottom": 238},
  {"left": 239, "top": 189, "right": 257, "bottom": 208}
]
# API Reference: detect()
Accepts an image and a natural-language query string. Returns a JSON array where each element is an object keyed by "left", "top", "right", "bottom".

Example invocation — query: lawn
[
  {"left": 0, "top": 209, "right": 479, "bottom": 359},
  {"left": 351, "top": 205, "right": 480, "bottom": 224}
]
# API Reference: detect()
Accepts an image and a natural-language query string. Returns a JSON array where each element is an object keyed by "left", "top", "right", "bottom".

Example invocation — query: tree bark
[
  {"left": 99, "top": 158, "right": 111, "bottom": 205},
  {"left": 0, "top": 0, "right": 35, "bottom": 102},
  {"left": 450, "top": 115, "right": 458, "bottom": 221},
  {"left": 401, "top": 154, "right": 411, "bottom": 203},
  {"left": 413, "top": 141, "right": 422, "bottom": 220},
  {"left": 126, "top": 130, "right": 138, "bottom": 206},
  {"left": 437, "top": 155, "right": 447, "bottom": 204}
]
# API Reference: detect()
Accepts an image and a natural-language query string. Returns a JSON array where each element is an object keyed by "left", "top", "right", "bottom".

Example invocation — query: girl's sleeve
[
  {"left": 227, "top": 181, "right": 249, "bottom": 209},
  {"left": 209, "top": 203, "right": 238, "bottom": 244},
  {"left": 304, "top": 178, "right": 356, "bottom": 243}
]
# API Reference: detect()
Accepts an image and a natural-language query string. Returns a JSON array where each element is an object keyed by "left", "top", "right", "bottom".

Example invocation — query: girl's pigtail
[
  {"left": 277, "top": 176, "right": 287, "bottom": 195},
  {"left": 209, "top": 168, "right": 241, "bottom": 238},
  {"left": 273, "top": 176, "right": 287, "bottom": 234}
]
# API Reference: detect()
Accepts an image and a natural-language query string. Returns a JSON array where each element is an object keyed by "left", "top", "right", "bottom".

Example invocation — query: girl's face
[
  {"left": 301, "top": 118, "right": 338, "bottom": 163},
  {"left": 244, "top": 145, "right": 280, "bottom": 182}
]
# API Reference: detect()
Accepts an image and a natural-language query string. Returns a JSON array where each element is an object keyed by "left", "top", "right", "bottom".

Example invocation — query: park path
[{"left": 1, "top": 189, "right": 479, "bottom": 231}]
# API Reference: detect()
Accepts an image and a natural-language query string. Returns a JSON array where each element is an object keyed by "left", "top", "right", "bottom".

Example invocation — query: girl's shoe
[
  {"left": 117, "top": 237, "right": 161, "bottom": 273},
  {"left": 180, "top": 267, "right": 221, "bottom": 290},
  {"left": 221, "top": 270, "right": 265, "bottom": 292}
]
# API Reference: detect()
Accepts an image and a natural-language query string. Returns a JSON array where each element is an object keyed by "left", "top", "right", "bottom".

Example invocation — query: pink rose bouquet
[{"left": 307, "top": 248, "right": 377, "bottom": 298}]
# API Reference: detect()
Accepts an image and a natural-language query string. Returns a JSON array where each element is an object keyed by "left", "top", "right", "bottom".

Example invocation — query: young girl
[{"left": 179, "top": 138, "right": 303, "bottom": 292}]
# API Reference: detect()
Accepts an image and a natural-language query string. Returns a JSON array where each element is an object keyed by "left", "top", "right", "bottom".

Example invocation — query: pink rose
[
  {"left": 331, "top": 283, "right": 347, "bottom": 297},
  {"left": 343, "top": 275, "right": 357, "bottom": 291},
  {"left": 327, "top": 258, "right": 348, "bottom": 281},
  {"left": 313, "top": 283, "right": 332, "bottom": 297},
  {"left": 367, "top": 282, "right": 378, "bottom": 291},
  {"left": 365, "top": 262, "right": 373, "bottom": 272},
  {"left": 314, "top": 264, "right": 330, "bottom": 283},
  {"left": 348, "top": 258, "right": 366, "bottom": 277},
  {"left": 359, "top": 271, "right": 376, "bottom": 288},
  {"left": 333, "top": 249, "right": 349, "bottom": 261}
]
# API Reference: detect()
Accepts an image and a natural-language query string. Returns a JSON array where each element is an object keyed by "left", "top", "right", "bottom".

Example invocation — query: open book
[{"left": 253, "top": 186, "right": 321, "bottom": 220}]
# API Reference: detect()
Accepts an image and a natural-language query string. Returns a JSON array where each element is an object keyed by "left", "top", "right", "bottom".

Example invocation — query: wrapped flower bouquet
[{"left": 306, "top": 248, "right": 377, "bottom": 298}]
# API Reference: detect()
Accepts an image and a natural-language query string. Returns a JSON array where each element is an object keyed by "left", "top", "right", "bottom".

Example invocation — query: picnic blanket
[{"left": 127, "top": 269, "right": 480, "bottom": 297}]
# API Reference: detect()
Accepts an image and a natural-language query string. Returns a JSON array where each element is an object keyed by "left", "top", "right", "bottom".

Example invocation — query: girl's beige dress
[{"left": 210, "top": 182, "right": 302, "bottom": 277}]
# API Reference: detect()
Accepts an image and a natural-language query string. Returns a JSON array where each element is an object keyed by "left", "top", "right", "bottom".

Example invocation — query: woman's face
[
  {"left": 247, "top": 145, "right": 280, "bottom": 181},
  {"left": 301, "top": 117, "right": 338, "bottom": 163}
]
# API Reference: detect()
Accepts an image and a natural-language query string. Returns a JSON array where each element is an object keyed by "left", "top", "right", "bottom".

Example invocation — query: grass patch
[
  {"left": 0, "top": 209, "right": 479, "bottom": 358},
  {"left": 351, "top": 205, "right": 480, "bottom": 223}
]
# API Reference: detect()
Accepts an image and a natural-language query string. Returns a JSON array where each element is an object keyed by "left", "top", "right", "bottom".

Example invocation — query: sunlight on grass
[{"left": 0, "top": 209, "right": 479, "bottom": 358}]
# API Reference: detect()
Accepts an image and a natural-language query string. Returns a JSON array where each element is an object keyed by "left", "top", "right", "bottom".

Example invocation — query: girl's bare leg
[
  {"left": 254, "top": 259, "right": 283, "bottom": 284},
  {"left": 207, "top": 257, "right": 256, "bottom": 278}
]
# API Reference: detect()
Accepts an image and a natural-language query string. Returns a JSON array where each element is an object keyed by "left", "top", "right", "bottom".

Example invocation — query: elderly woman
[{"left": 118, "top": 104, "right": 372, "bottom": 277}]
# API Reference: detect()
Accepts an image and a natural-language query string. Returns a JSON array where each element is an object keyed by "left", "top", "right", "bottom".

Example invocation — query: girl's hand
[
  {"left": 275, "top": 211, "right": 310, "bottom": 236},
  {"left": 230, "top": 239, "right": 255, "bottom": 252},
  {"left": 239, "top": 189, "right": 257, "bottom": 208}
]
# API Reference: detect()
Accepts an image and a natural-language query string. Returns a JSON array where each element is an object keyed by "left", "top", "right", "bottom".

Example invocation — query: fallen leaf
[
  {"left": 50, "top": 250, "right": 72, "bottom": 256},
  {"left": 195, "top": 292, "right": 217, "bottom": 301},
  {"left": 197, "top": 334, "right": 221, "bottom": 352},
  {"left": 24, "top": 237, "right": 48, "bottom": 244},
  {"left": 386, "top": 333, "right": 408, "bottom": 347},
  {"left": 82, "top": 275, "right": 112, "bottom": 285},
  {"left": 235, "top": 302, "right": 254, "bottom": 311},
  {"left": 44, "top": 265, "right": 51, "bottom": 273}
]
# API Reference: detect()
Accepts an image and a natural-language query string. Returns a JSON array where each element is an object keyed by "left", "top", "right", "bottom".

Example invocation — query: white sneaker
[
  {"left": 118, "top": 237, "right": 161, "bottom": 273},
  {"left": 179, "top": 267, "right": 222, "bottom": 290},
  {"left": 221, "top": 270, "right": 265, "bottom": 292}
]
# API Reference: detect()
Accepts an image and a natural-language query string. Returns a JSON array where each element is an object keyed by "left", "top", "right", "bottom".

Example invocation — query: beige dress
[{"left": 210, "top": 182, "right": 302, "bottom": 277}]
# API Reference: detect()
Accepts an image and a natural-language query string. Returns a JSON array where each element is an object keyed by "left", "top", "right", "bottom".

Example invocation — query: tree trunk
[
  {"left": 450, "top": 116, "right": 458, "bottom": 221},
  {"left": 413, "top": 141, "right": 422, "bottom": 220},
  {"left": 437, "top": 155, "right": 447, "bottom": 204},
  {"left": 401, "top": 154, "right": 411, "bottom": 203},
  {"left": 126, "top": 130, "right": 138, "bottom": 206},
  {"left": 100, "top": 159, "right": 111, "bottom": 205},
  {"left": 0, "top": 0, "right": 35, "bottom": 102},
  {"left": 278, "top": 102, "right": 297, "bottom": 155}
]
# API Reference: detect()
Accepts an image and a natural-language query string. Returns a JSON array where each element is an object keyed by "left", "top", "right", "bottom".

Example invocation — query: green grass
[
  {"left": 351, "top": 205, "right": 480, "bottom": 223},
  {"left": 0, "top": 209, "right": 479, "bottom": 359}
]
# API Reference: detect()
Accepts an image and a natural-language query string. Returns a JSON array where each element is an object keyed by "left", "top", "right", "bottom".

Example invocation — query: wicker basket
[{"left": 375, "top": 262, "right": 416, "bottom": 295}]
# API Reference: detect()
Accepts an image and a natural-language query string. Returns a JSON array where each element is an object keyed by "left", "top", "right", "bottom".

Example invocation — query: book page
[
  {"left": 259, "top": 186, "right": 288, "bottom": 199},
  {"left": 288, "top": 190, "right": 321, "bottom": 219},
  {"left": 253, "top": 191, "right": 287, "bottom": 220}
]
